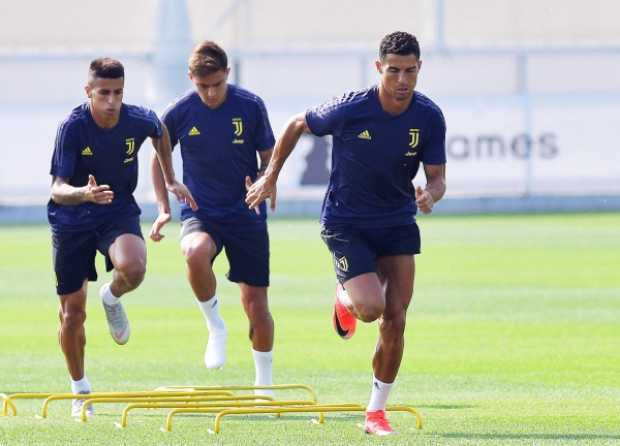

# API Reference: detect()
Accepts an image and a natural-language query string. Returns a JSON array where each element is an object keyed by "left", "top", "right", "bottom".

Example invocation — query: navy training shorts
[
  {"left": 180, "top": 217, "right": 270, "bottom": 287},
  {"left": 320, "top": 223, "right": 421, "bottom": 284},
  {"left": 51, "top": 215, "right": 143, "bottom": 295}
]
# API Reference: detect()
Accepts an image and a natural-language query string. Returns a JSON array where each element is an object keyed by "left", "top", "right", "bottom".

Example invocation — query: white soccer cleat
[
  {"left": 100, "top": 287, "right": 131, "bottom": 345},
  {"left": 204, "top": 329, "right": 227, "bottom": 369},
  {"left": 71, "top": 391, "right": 94, "bottom": 419}
]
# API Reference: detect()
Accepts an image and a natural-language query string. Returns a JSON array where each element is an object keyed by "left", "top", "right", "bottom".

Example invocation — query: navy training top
[
  {"left": 48, "top": 102, "right": 162, "bottom": 232},
  {"left": 162, "top": 85, "right": 275, "bottom": 226},
  {"left": 306, "top": 86, "right": 446, "bottom": 228}
]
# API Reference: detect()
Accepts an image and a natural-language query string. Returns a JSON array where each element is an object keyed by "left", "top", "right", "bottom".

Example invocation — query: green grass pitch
[{"left": 0, "top": 213, "right": 618, "bottom": 445}]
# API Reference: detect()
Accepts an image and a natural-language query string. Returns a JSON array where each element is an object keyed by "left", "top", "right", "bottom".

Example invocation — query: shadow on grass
[
  {"left": 441, "top": 432, "right": 620, "bottom": 441},
  {"left": 109, "top": 412, "right": 361, "bottom": 422},
  {"left": 161, "top": 413, "right": 361, "bottom": 422},
  {"left": 417, "top": 404, "right": 475, "bottom": 410},
  {"left": 0, "top": 391, "right": 49, "bottom": 394}
]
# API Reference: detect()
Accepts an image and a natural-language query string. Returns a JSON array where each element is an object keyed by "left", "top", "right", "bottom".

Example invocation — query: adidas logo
[
  {"left": 188, "top": 126, "right": 201, "bottom": 136},
  {"left": 357, "top": 130, "right": 371, "bottom": 140},
  {"left": 81, "top": 146, "right": 93, "bottom": 156}
]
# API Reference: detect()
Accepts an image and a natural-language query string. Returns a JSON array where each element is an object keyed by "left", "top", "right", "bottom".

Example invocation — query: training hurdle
[
  {"left": 164, "top": 403, "right": 423, "bottom": 433},
  {"left": 2, "top": 385, "right": 316, "bottom": 418},
  {"left": 39, "top": 390, "right": 237, "bottom": 419},
  {"left": 2, "top": 393, "right": 54, "bottom": 417},
  {"left": 78, "top": 394, "right": 275, "bottom": 423},
  {"left": 2, "top": 389, "right": 232, "bottom": 417},
  {"left": 163, "top": 402, "right": 361, "bottom": 432},
  {"left": 154, "top": 384, "right": 318, "bottom": 402},
  {"left": 119, "top": 399, "right": 315, "bottom": 428},
  {"left": 2, "top": 384, "right": 423, "bottom": 436}
]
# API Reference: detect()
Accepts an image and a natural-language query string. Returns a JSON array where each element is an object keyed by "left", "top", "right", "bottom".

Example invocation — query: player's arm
[
  {"left": 245, "top": 113, "right": 310, "bottom": 210},
  {"left": 149, "top": 149, "right": 171, "bottom": 241},
  {"left": 50, "top": 175, "right": 114, "bottom": 205},
  {"left": 415, "top": 164, "right": 446, "bottom": 214},
  {"left": 243, "top": 148, "right": 274, "bottom": 216},
  {"left": 149, "top": 125, "right": 196, "bottom": 242},
  {"left": 150, "top": 125, "right": 197, "bottom": 211},
  {"left": 257, "top": 148, "right": 273, "bottom": 179}
]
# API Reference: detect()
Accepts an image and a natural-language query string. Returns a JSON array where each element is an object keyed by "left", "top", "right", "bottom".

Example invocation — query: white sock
[
  {"left": 252, "top": 349, "right": 273, "bottom": 387},
  {"left": 100, "top": 282, "right": 120, "bottom": 306},
  {"left": 337, "top": 284, "right": 353, "bottom": 307},
  {"left": 70, "top": 375, "right": 91, "bottom": 394},
  {"left": 366, "top": 376, "right": 394, "bottom": 411},
  {"left": 198, "top": 296, "right": 226, "bottom": 333}
]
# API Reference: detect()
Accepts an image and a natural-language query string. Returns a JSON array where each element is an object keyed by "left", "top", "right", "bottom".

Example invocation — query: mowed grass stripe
[{"left": 0, "top": 213, "right": 618, "bottom": 445}]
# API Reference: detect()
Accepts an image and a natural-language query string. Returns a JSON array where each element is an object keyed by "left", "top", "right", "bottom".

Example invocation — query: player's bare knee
[
  {"left": 185, "top": 250, "right": 207, "bottom": 272},
  {"left": 357, "top": 302, "right": 384, "bottom": 323},
  {"left": 243, "top": 295, "right": 271, "bottom": 322},
  {"left": 240, "top": 287, "right": 269, "bottom": 322},
  {"left": 184, "top": 240, "right": 214, "bottom": 269},
  {"left": 62, "top": 308, "right": 86, "bottom": 330},
  {"left": 127, "top": 269, "right": 145, "bottom": 289},
  {"left": 117, "top": 261, "right": 146, "bottom": 289}
]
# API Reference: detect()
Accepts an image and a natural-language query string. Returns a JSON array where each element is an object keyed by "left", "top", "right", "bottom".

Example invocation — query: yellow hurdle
[
  {"left": 3, "top": 384, "right": 424, "bottom": 437},
  {"left": 163, "top": 403, "right": 423, "bottom": 433},
  {"left": 155, "top": 384, "right": 318, "bottom": 403},
  {"left": 163, "top": 403, "right": 364, "bottom": 432},
  {"left": 78, "top": 394, "right": 273, "bottom": 423},
  {"left": 213, "top": 404, "right": 423, "bottom": 434},
  {"left": 120, "top": 398, "right": 315, "bottom": 428},
  {"left": 39, "top": 390, "right": 233, "bottom": 418},
  {"left": 1, "top": 393, "right": 18, "bottom": 416},
  {"left": 2, "top": 389, "right": 233, "bottom": 417},
  {"left": 2, "top": 393, "right": 54, "bottom": 417}
]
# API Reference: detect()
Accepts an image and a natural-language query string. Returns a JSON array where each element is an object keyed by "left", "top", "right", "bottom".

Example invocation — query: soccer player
[
  {"left": 49, "top": 57, "right": 196, "bottom": 417},
  {"left": 149, "top": 41, "right": 276, "bottom": 392},
  {"left": 246, "top": 31, "right": 446, "bottom": 435}
]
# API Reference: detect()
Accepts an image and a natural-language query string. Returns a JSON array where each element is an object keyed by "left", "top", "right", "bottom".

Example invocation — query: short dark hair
[
  {"left": 189, "top": 41, "right": 228, "bottom": 76},
  {"left": 379, "top": 31, "right": 420, "bottom": 59},
  {"left": 89, "top": 57, "right": 125, "bottom": 79}
]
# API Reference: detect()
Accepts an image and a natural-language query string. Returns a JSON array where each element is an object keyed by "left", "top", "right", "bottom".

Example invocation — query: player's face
[
  {"left": 376, "top": 54, "right": 421, "bottom": 102},
  {"left": 85, "top": 77, "right": 124, "bottom": 119},
  {"left": 190, "top": 68, "right": 230, "bottom": 109}
]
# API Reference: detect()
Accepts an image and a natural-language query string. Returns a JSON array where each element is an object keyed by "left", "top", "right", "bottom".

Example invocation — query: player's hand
[
  {"left": 245, "top": 175, "right": 277, "bottom": 212},
  {"left": 415, "top": 186, "right": 434, "bottom": 214},
  {"left": 84, "top": 174, "right": 114, "bottom": 205},
  {"left": 149, "top": 212, "right": 171, "bottom": 242},
  {"left": 244, "top": 176, "right": 261, "bottom": 215},
  {"left": 166, "top": 180, "right": 198, "bottom": 211}
]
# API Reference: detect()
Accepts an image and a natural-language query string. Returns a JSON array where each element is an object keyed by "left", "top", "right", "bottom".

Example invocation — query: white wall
[
  {"left": 3, "top": 0, "right": 620, "bottom": 52},
  {"left": 1, "top": 0, "right": 620, "bottom": 205},
  {"left": 445, "top": 0, "right": 620, "bottom": 46}
]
